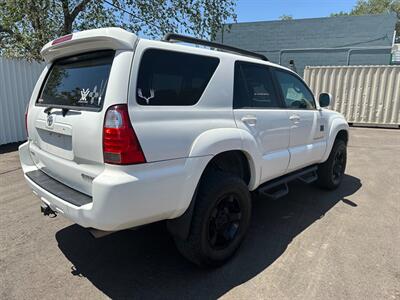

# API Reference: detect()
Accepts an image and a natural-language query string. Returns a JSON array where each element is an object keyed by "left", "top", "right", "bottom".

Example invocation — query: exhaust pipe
[{"left": 88, "top": 228, "right": 115, "bottom": 238}]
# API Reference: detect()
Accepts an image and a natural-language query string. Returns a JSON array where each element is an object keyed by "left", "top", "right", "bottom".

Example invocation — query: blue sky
[{"left": 235, "top": 0, "right": 357, "bottom": 22}]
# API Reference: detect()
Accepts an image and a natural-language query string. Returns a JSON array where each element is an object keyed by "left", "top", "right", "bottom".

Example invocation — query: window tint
[
  {"left": 234, "top": 62, "right": 279, "bottom": 109},
  {"left": 38, "top": 50, "right": 114, "bottom": 110},
  {"left": 275, "top": 70, "right": 316, "bottom": 110},
  {"left": 136, "top": 49, "right": 219, "bottom": 106}
]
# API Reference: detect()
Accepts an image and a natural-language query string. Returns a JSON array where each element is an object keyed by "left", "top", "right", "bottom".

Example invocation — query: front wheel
[
  {"left": 316, "top": 139, "right": 347, "bottom": 190},
  {"left": 173, "top": 171, "right": 251, "bottom": 267}
]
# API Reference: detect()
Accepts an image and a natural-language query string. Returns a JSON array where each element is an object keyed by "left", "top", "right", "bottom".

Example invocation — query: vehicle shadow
[{"left": 56, "top": 174, "right": 361, "bottom": 299}]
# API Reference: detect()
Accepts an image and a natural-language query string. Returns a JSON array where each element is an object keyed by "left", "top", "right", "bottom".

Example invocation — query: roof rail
[{"left": 163, "top": 33, "right": 269, "bottom": 61}]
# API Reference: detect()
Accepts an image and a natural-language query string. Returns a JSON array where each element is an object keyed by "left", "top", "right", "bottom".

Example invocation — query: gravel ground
[{"left": 0, "top": 127, "right": 399, "bottom": 300}]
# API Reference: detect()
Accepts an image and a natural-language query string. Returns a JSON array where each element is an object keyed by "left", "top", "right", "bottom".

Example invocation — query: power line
[{"left": 103, "top": 0, "right": 161, "bottom": 30}]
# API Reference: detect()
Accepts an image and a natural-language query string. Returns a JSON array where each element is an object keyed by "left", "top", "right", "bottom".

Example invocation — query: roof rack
[{"left": 163, "top": 33, "right": 269, "bottom": 61}]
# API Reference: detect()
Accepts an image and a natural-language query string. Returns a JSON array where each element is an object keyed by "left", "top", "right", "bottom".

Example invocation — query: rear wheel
[
  {"left": 173, "top": 171, "right": 251, "bottom": 267},
  {"left": 316, "top": 139, "right": 347, "bottom": 190}
]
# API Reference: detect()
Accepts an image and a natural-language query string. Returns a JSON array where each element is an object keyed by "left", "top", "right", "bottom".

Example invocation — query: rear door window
[
  {"left": 37, "top": 50, "right": 115, "bottom": 111},
  {"left": 136, "top": 49, "right": 219, "bottom": 106},
  {"left": 234, "top": 61, "right": 280, "bottom": 109}
]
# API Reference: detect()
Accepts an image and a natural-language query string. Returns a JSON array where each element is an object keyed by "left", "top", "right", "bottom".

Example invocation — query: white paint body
[{"left": 19, "top": 28, "right": 349, "bottom": 231}]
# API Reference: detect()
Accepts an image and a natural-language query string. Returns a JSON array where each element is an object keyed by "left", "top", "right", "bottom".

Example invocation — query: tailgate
[{"left": 27, "top": 48, "right": 133, "bottom": 196}]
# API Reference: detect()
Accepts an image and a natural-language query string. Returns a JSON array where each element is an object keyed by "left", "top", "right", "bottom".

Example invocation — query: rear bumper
[
  {"left": 26, "top": 169, "right": 92, "bottom": 207},
  {"left": 19, "top": 141, "right": 211, "bottom": 231}
]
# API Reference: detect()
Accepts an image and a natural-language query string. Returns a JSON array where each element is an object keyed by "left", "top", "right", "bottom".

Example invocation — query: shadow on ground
[
  {"left": 0, "top": 142, "right": 23, "bottom": 154},
  {"left": 56, "top": 174, "right": 361, "bottom": 299}
]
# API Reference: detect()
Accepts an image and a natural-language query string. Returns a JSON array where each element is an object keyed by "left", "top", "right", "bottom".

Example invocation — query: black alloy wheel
[{"left": 207, "top": 193, "right": 243, "bottom": 250}]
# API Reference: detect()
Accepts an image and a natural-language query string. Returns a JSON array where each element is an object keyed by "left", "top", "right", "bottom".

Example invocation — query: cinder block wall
[{"left": 215, "top": 13, "right": 397, "bottom": 76}]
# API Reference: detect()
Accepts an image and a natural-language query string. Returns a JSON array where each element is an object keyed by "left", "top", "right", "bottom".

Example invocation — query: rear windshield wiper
[
  {"left": 44, "top": 106, "right": 54, "bottom": 115},
  {"left": 44, "top": 106, "right": 69, "bottom": 117}
]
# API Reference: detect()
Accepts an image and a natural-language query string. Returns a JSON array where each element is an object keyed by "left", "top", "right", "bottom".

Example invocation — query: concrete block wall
[{"left": 215, "top": 13, "right": 397, "bottom": 76}]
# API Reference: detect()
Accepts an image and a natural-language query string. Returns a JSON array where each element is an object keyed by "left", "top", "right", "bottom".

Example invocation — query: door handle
[
  {"left": 241, "top": 115, "right": 257, "bottom": 126},
  {"left": 289, "top": 114, "right": 300, "bottom": 122}
]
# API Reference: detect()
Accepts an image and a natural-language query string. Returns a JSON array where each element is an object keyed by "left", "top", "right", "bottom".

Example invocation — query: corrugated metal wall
[
  {"left": 304, "top": 66, "right": 400, "bottom": 127},
  {"left": 0, "top": 58, "right": 45, "bottom": 145}
]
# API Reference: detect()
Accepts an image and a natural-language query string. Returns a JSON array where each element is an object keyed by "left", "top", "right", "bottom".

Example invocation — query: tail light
[
  {"left": 25, "top": 102, "right": 29, "bottom": 137},
  {"left": 103, "top": 104, "right": 146, "bottom": 165},
  {"left": 52, "top": 34, "right": 73, "bottom": 45}
]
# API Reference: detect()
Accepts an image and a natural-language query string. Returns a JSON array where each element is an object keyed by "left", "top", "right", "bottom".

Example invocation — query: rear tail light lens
[
  {"left": 103, "top": 104, "right": 146, "bottom": 165},
  {"left": 25, "top": 102, "right": 29, "bottom": 137}
]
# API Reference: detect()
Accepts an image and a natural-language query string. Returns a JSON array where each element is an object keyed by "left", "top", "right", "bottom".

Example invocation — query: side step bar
[{"left": 258, "top": 165, "right": 318, "bottom": 200}]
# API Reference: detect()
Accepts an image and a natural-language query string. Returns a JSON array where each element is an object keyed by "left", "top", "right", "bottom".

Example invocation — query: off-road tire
[
  {"left": 173, "top": 171, "right": 251, "bottom": 267},
  {"left": 316, "top": 139, "right": 347, "bottom": 190}
]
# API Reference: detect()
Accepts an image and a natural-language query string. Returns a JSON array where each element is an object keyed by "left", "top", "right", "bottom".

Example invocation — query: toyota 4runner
[{"left": 19, "top": 28, "right": 349, "bottom": 267}]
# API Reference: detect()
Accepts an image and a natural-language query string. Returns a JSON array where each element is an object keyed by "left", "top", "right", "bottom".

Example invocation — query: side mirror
[{"left": 319, "top": 93, "right": 331, "bottom": 108}]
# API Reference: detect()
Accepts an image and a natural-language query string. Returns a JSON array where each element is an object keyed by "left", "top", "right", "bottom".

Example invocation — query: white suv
[{"left": 19, "top": 28, "right": 349, "bottom": 266}]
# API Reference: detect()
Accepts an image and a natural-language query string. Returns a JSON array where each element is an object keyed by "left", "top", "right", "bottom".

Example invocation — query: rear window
[
  {"left": 37, "top": 50, "right": 115, "bottom": 110},
  {"left": 136, "top": 49, "right": 219, "bottom": 106}
]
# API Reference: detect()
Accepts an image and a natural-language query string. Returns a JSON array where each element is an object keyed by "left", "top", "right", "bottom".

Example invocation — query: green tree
[
  {"left": 279, "top": 14, "right": 293, "bottom": 21},
  {"left": 0, "top": 0, "right": 237, "bottom": 61},
  {"left": 331, "top": 0, "right": 400, "bottom": 18}
]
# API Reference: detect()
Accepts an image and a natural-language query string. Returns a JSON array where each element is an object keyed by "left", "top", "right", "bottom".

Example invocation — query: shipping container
[{"left": 304, "top": 66, "right": 400, "bottom": 127}]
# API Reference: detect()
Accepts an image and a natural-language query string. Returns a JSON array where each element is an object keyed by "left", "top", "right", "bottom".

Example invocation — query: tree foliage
[
  {"left": 279, "top": 14, "right": 293, "bottom": 21},
  {"left": 331, "top": 0, "right": 400, "bottom": 18},
  {"left": 0, "top": 0, "right": 237, "bottom": 61}
]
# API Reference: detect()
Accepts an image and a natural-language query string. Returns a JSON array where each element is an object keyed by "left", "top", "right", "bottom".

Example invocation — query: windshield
[{"left": 37, "top": 50, "right": 115, "bottom": 111}]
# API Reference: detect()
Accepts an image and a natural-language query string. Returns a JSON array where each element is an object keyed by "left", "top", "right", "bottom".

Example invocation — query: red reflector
[
  {"left": 103, "top": 104, "right": 146, "bottom": 165},
  {"left": 52, "top": 34, "right": 73, "bottom": 45}
]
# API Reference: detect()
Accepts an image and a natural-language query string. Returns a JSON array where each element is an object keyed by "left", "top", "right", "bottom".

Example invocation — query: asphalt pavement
[{"left": 1, "top": 127, "right": 399, "bottom": 299}]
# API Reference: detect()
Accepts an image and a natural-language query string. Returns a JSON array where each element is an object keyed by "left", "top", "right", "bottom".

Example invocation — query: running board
[
  {"left": 258, "top": 166, "right": 318, "bottom": 200},
  {"left": 259, "top": 183, "right": 289, "bottom": 200},
  {"left": 298, "top": 170, "right": 318, "bottom": 184}
]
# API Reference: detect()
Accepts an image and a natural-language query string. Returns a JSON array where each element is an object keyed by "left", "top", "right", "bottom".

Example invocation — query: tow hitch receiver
[{"left": 40, "top": 203, "right": 57, "bottom": 217}]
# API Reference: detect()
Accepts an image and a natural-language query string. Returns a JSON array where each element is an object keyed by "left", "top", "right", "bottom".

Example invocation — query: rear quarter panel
[{"left": 127, "top": 39, "right": 238, "bottom": 162}]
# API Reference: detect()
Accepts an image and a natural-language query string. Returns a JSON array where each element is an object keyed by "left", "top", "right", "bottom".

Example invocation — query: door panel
[
  {"left": 234, "top": 109, "right": 290, "bottom": 182},
  {"left": 274, "top": 69, "right": 327, "bottom": 171},
  {"left": 286, "top": 109, "right": 326, "bottom": 171},
  {"left": 233, "top": 62, "right": 290, "bottom": 184}
]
